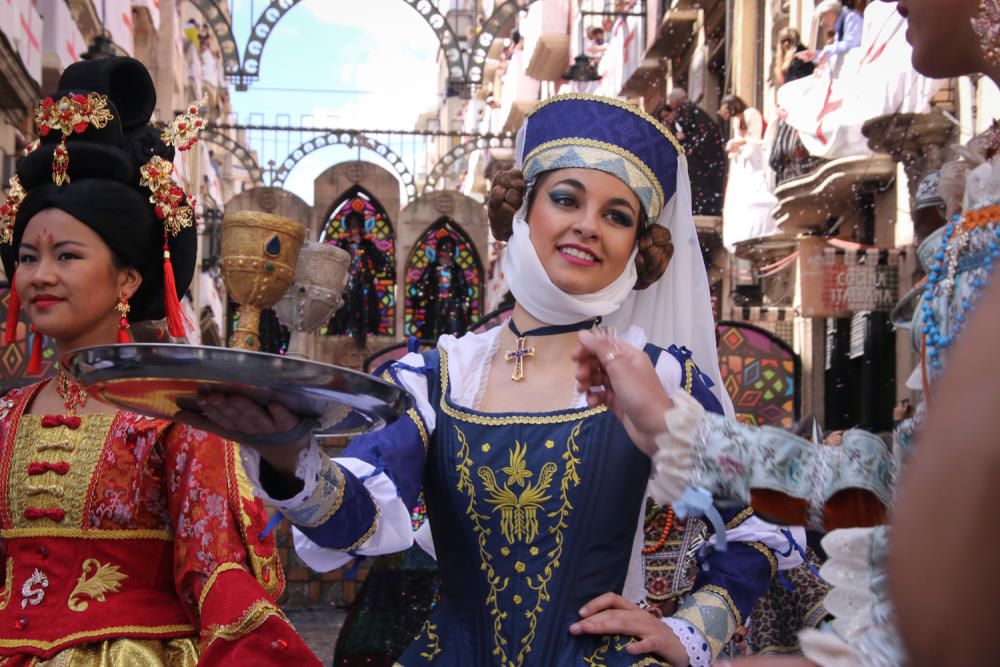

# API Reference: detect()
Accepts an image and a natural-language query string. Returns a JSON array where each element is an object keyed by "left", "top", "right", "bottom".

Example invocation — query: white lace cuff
[
  {"left": 649, "top": 390, "right": 705, "bottom": 505},
  {"left": 662, "top": 617, "right": 711, "bottom": 667},
  {"left": 239, "top": 438, "right": 327, "bottom": 512}
]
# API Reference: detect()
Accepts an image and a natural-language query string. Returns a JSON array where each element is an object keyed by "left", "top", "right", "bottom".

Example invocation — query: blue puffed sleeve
[{"left": 290, "top": 359, "right": 432, "bottom": 551}]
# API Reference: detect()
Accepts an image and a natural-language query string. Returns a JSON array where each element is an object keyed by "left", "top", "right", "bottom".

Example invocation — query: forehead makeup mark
[{"left": 29, "top": 228, "right": 56, "bottom": 248}]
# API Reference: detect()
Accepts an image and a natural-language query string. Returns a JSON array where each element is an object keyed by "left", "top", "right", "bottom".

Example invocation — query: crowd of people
[{"left": 0, "top": 0, "right": 996, "bottom": 665}]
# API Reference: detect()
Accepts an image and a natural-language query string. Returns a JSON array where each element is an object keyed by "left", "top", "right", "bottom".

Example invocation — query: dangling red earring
[
  {"left": 116, "top": 292, "right": 131, "bottom": 344},
  {"left": 27, "top": 325, "right": 43, "bottom": 374}
]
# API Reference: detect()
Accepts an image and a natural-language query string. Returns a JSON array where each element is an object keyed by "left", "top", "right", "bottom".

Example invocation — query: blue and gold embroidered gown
[{"left": 266, "top": 332, "right": 779, "bottom": 667}]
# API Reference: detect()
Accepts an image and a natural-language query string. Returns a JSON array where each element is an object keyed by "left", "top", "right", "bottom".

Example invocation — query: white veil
[{"left": 510, "top": 119, "right": 734, "bottom": 416}]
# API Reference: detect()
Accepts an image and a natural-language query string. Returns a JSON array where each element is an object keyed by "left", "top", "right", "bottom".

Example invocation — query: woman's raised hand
[{"left": 572, "top": 329, "right": 674, "bottom": 456}]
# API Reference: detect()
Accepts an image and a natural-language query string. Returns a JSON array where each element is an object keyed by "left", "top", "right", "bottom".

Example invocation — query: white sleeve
[
  {"left": 662, "top": 617, "right": 712, "bottom": 667},
  {"left": 240, "top": 352, "right": 436, "bottom": 571},
  {"left": 718, "top": 517, "right": 806, "bottom": 571},
  {"left": 291, "top": 456, "right": 416, "bottom": 572}
]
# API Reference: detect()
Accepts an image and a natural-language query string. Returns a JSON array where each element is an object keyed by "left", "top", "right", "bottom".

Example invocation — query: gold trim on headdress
[
  {"left": 139, "top": 157, "right": 194, "bottom": 237},
  {"left": 0, "top": 176, "right": 26, "bottom": 246},
  {"left": 34, "top": 93, "right": 114, "bottom": 187},
  {"left": 160, "top": 95, "right": 207, "bottom": 152}
]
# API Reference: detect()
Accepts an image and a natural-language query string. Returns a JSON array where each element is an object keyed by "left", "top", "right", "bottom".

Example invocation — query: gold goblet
[{"left": 221, "top": 211, "right": 306, "bottom": 351}]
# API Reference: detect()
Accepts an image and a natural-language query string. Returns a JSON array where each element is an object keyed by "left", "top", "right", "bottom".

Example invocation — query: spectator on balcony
[
  {"left": 774, "top": 27, "right": 814, "bottom": 85},
  {"left": 769, "top": 25, "right": 824, "bottom": 188},
  {"left": 652, "top": 102, "right": 679, "bottom": 137},
  {"left": 586, "top": 26, "right": 608, "bottom": 63},
  {"left": 796, "top": 0, "right": 864, "bottom": 66},
  {"left": 184, "top": 18, "right": 200, "bottom": 48},
  {"left": 720, "top": 95, "right": 778, "bottom": 250},
  {"left": 668, "top": 87, "right": 726, "bottom": 217}
]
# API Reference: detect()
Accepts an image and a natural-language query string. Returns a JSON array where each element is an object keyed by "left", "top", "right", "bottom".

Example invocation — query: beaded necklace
[
  {"left": 921, "top": 207, "right": 1000, "bottom": 383},
  {"left": 55, "top": 367, "right": 88, "bottom": 417}
]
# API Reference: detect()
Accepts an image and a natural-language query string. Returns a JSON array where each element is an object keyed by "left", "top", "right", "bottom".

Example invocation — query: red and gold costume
[{"left": 0, "top": 381, "right": 320, "bottom": 665}]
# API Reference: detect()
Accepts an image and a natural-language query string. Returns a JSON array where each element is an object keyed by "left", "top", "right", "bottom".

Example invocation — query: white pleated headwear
[{"left": 501, "top": 94, "right": 733, "bottom": 416}]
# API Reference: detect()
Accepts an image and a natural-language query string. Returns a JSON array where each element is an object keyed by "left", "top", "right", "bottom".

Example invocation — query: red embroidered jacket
[{"left": 0, "top": 382, "right": 320, "bottom": 665}]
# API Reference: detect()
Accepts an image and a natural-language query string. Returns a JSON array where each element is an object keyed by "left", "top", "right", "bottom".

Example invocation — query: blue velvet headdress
[{"left": 520, "top": 94, "right": 683, "bottom": 221}]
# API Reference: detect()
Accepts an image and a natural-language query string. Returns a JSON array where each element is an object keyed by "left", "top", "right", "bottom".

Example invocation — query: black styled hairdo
[{"left": 0, "top": 57, "right": 197, "bottom": 323}]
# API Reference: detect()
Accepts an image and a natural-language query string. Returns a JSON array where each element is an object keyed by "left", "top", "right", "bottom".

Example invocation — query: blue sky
[{"left": 228, "top": 0, "right": 442, "bottom": 203}]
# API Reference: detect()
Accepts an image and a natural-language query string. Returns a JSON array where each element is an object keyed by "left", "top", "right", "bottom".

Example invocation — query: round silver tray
[{"left": 65, "top": 344, "right": 412, "bottom": 444}]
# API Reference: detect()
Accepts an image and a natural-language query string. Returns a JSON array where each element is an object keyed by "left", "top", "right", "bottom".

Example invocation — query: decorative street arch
[
  {"left": 421, "top": 135, "right": 516, "bottom": 194},
  {"left": 186, "top": 0, "right": 242, "bottom": 77},
  {"left": 188, "top": 0, "right": 465, "bottom": 90},
  {"left": 201, "top": 129, "right": 265, "bottom": 186},
  {"left": 466, "top": 0, "right": 533, "bottom": 85},
  {"left": 271, "top": 132, "right": 418, "bottom": 200}
]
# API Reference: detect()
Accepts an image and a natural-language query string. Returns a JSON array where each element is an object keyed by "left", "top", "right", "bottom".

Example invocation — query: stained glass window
[
  {"left": 716, "top": 321, "right": 800, "bottom": 427},
  {"left": 319, "top": 189, "right": 396, "bottom": 338},
  {"left": 404, "top": 218, "right": 482, "bottom": 338}
]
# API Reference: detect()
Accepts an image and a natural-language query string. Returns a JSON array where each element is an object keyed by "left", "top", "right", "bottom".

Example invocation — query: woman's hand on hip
[{"left": 569, "top": 593, "right": 690, "bottom": 666}]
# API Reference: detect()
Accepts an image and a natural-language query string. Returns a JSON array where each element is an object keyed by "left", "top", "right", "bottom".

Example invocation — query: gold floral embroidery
[
  {"left": 516, "top": 422, "right": 583, "bottom": 666},
  {"left": 584, "top": 634, "right": 669, "bottom": 666},
  {"left": 453, "top": 426, "right": 509, "bottom": 658},
  {"left": 417, "top": 620, "right": 442, "bottom": 660},
  {"left": 68, "top": 559, "right": 128, "bottom": 612},
  {"left": 454, "top": 423, "right": 588, "bottom": 666},
  {"left": 479, "top": 441, "right": 557, "bottom": 544}
]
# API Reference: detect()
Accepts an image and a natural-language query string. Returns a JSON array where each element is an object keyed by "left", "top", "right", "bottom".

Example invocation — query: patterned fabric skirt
[{"left": 0, "top": 638, "right": 199, "bottom": 666}]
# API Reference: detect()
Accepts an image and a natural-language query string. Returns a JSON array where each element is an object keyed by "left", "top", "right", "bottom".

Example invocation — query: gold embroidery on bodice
[
  {"left": 9, "top": 415, "right": 113, "bottom": 530},
  {"left": 479, "top": 442, "right": 558, "bottom": 545}
]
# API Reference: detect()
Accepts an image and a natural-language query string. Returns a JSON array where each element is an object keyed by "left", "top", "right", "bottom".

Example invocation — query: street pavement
[{"left": 287, "top": 606, "right": 347, "bottom": 666}]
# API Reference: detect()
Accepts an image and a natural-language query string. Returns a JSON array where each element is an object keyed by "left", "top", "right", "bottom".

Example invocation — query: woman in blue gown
[{"left": 230, "top": 94, "right": 799, "bottom": 667}]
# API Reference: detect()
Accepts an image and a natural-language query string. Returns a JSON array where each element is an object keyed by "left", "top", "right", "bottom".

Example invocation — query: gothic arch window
[
  {"left": 320, "top": 188, "right": 396, "bottom": 340},
  {"left": 404, "top": 217, "right": 483, "bottom": 339}
]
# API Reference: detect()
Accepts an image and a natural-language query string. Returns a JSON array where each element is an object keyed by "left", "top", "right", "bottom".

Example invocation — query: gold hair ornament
[
  {"left": 160, "top": 95, "right": 208, "bottom": 152},
  {"left": 34, "top": 93, "right": 114, "bottom": 186},
  {"left": 0, "top": 176, "right": 26, "bottom": 246}
]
